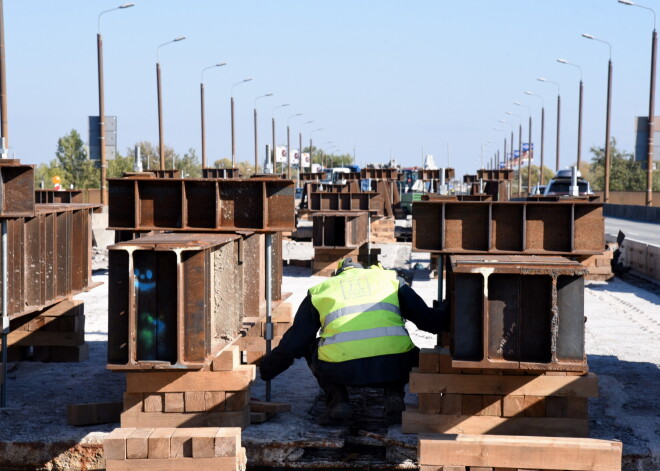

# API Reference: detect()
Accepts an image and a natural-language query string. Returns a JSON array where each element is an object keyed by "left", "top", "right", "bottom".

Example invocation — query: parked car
[{"left": 543, "top": 169, "right": 593, "bottom": 196}]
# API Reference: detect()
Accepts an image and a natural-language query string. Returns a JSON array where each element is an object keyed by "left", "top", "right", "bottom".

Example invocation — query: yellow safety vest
[{"left": 310, "top": 267, "right": 415, "bottom": 363}]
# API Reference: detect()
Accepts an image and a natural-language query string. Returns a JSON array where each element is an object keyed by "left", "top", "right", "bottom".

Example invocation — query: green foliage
[
  {"left": 178, "top": 148, "right": 202, "bottom": 178},
  {"left": 589, "top": 138, "right": 649, "bottom": 191},
  {"left": 54, "top": 129, "right": 99, "bottom": 189},
  {"left": 514, "top": 165, "right": 555, "bottom": 192},
  {"left": 305, "top": 146, "right": 353, "bottom": 168},
  {"left": 108, "top": 151, "right": 134, "bottom": 178},
  {"left": 213, "top": 158, "right": 233, "bottom": 168}
]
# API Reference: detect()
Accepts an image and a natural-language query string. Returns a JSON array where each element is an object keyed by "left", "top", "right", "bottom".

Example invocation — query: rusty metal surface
[
  {"left": 412, "top": 200, "right": 604, "bottom": 255},
  {"left": 417, "top": 168, "right": 455, "bottom": 181},
  {"left": 107, "top": 233, "right": 243, "bottom": 370},
  {"left": 0, "top": 160, "right": 35, "bottom": 217},
  {"left": 483, "top": 180, "right": 510, "bottom": 201},
  {"left": 312, "top": 211, "right": 369, "bottom": 249},
  {"left": 35, "top": 190, "right": 84, "bottom": 204},
  {"left": 448, "top": 255, "right": 588, "bottom": 372},
  {"left": 306, "top": 181, "right": 360, "bottom": 194},
  {"left": 361, "top": 168, "right": 399, "bottom": 180},
  {"left": 108, "top": 177, "right": 295, "bottom": 232},
  {"left": 0, "top": 204, "right": 96, "bottom": 320},
  {"left": 478, "top": 169, "right": 514, "bottom": 181},
  {"left": 202, "top": 167, "right": 239, "bottom": 179},
  {"left": 421, "top": 195, "right": 493, "bottom": 202},
  {"left": 463, "top": 174, "right": 478, "bottom": 184},
  {"left": 309, "top": 192, "right": 385, "bottom": 216},
  {"left": 123, "top": 169, "right": 182, "bottom": 179},
  {"left": 300, "top": 172, "right": 325, "bottom": 181}
]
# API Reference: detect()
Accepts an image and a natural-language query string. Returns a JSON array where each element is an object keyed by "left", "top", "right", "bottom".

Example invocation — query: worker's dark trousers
[{"left": 304, "top": 340, "right": 407, "bottom": 406}]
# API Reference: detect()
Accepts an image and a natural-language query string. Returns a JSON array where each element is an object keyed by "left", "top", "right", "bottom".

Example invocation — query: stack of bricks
[
  {"left": 370, "top": 217, "right": 396, "bottom": 243},
  {"left": 574, "top": 247, "right": 614, "bottom": 281},
  {"left": 402, "top": 348, "right": 598, "bottom": 437},
  {"left": 236, "top": 302, "right": 293, "bottom": 364},
  {"left": 4, "top": 299, "right": 88, "bottom": 362},
  {"left": 121, "top": 346, "right": 254, "bottom": 429},
  {"left": 313, "top": 245, "right": 381, "bottom": 276},
  {"left": 417, "top": 434, "right": 622, "bottom": 471},
  {"left": 104, "top": 426, "right": 246, "bottom": 471}
]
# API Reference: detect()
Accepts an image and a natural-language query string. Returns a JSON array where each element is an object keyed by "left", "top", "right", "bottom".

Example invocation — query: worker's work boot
[
  {"left": 384, "top": 387, "right": 405, "bottom": 424},
  {"left": 321, "top": 384, "right": 351, "bottom": 423}
]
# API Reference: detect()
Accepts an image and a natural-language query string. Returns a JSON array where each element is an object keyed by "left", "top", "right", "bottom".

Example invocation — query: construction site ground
[{"left": 0, "top": 241, "right": 658, "bottom": 471}]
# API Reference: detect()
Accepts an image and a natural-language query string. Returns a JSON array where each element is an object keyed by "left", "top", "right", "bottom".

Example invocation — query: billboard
[{"left": 88, "top": 116, "right": 117, "bottom": 162}]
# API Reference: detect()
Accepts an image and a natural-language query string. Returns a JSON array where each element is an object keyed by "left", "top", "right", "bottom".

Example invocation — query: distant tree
[
  {"left": 237, "top": 160, "right": 254, "bottom": 176},
  {"left": 589, "top": 138, "right": 647, "bottom": 191},
  {"left": 178, "top": 148, "right": 202, "bottom": 178},
  {"left": 54, "top": 129, "right": 99, "bottom": 188},
  {"left": 130, "top": 141, "right": 179, "bottom": 170},
  {"left": 213, "top": 158, "right": 233, "bottom": 168},
  {"left": 515, "top": 165, "right": 555, "bottom": 192},
  {"left": 108, "top": 151, "right": 134, "bottom": 178},
  {"left": 305, "top": 146, "right": 353, "bottom": 168},
  {"left": 34, "top": 162, "right": 61, "bottom": 189}
]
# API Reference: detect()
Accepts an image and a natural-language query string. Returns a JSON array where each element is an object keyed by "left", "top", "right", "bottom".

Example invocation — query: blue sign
[
  {"left": 513, "top": 150, "right": 520, "bottom": 158},
  {"left": 522, "top": 143, "right": 534, "bottom": 152}
]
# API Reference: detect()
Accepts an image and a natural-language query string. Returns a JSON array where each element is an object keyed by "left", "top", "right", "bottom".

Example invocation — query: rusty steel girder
[
  {"left": 412, "top": 200, "right": 604, "bottom": 255},
  {"left": 35, "top": 189, "right": 84, "bottom": 204},
  {"left": 463, "top": 174, "right": 478, "bottom": 184},
  {"left": 478, "top": 169, "right": 514, "bottom": 181},
  {"left": 361, "top": 168, "right": 399, "bottom": 180},
  {"left": 0, "top": 160, "right": 35, "bottom": 218},
  {"left": 0, "top": 204, "right": 97, "bottom": 320},
  {"left": 417, "top": 168, "right": 455, "bottom": 181},
  {"left": 123, "top": 170, "right": 182, "bottom": 179},
  {"left": 202, "top": 168, "right": 239, "bottom": 179},
  {"left": 448, "top": 255, "right": 588, "bottom": 372},
  {"left": 309, "top": 192, "right": 385, "bottom": 216},
  {"left": 300, "top": 172, "right": 325, "bottom": 181},
  {"left": 108, "top": 177, "right": 295, "bottom": 232},
  {"left": 306, "top": 181, "right": 361, "bottom": 193},
  {"left": 107, "top": 233, "right": 244, "bottom": 370},
  {"left": 312, "top": 211, "right": 369, "bottom": 249}
]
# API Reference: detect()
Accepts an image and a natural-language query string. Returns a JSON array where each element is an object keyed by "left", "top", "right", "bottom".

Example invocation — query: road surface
[{"left": 605, "top": 217, "right": 660, "bottom": 246}]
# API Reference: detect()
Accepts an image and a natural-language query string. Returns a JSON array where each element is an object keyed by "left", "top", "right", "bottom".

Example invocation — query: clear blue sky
[{"left": 3, "top": 0, "right": 657, "bottom": 177}]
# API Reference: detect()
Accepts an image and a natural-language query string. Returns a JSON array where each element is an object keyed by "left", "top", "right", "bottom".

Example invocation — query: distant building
[{"left": 634, "top": 116, "right": 660, "bottom": 170}]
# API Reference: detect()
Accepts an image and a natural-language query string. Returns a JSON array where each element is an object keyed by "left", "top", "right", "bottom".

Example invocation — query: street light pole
[
  {"left": 230, "top": 78, "right": 253, "bottom": 169},
  {"left": 253, "top": 93, "right": 273, "bottom": 173},
  {"left": 299, "top": 121, "right": 314, "bottom": 172},
  {"left": 515, "top": 102, "right": 533, "bottom": 195},
  {"left": 286, "top": 113, "right": 303, "bottom": 179},
  {"left": 525, "top": 91, "right": 545, "bottom": 186},
  {"left": 619, "top": 0, "right": 656, "bottom": 206},
  {"left": 97, "top": 3, "right": 134, "bottom": 204},
  {"left": 271, "top": 104, "right": 289, "bottom": 173},
  {"left": 538, "top": 77, "right": 561, "bottom": 171},
  {"left": 200, "top": 63, "right": 226, "bottom": 169},
  {"left": 499, "top": 119, "right": 513, "bottom": 169},
  {"left": 506, "top": 111, "right": 522, "bottom": 196},
  {"left": 310, "top": 128, "right": 324, "bottom": 170},
  {"left": 156, "top": 35, "right": 186, "bottom": 170},
  {"left": 557, "top": 59, "right": 584, "bottom": 168},
  {"left": 583, "top": 33, "right": 613, "bottom": 203}
]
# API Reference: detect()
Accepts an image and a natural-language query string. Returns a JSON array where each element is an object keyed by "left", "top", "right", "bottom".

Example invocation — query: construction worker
[{"left": 259, "top": 258, "right": 449, "bottom": 423}]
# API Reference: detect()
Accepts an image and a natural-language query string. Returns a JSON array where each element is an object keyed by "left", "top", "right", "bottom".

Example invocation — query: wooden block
[
  {"left": 461, "top": 369, "right": 482, "bottom": 375},
  {"left": 185, "top": 391, "right": 207, "bottom": 412},
  {"left": 126, "top": 428, "right": 153, "bottom": 459},
  {"left": 545, "top": 396, "right": 567, "bottom": 418},
  {"left": 4, "top": 330, "right": 85, "bottom": 347},
  {"left": 205, "top": 391, "right": 226, "bottom": 412},
  {"left": 419, "top": 348, "right": 457, "bottom": 374},
  {"left": 225, "top": 390, "right": 249, "bottom": 411},
  {"left": 417, "top": 433, "right": 622, "bottom": 470},
  {"left": 251, "top": 411, "right": 269, "bottom": 423},
  {"left": 523, "top": 396, "right": 546, "bottom": 417},
  {"left": 125, "top": 367, "right": 255, "bottom": 393},
  {"left": 409, "top": 372, "right": 599, "bottom": 397},
  {"left": 462, "top": 395, "right": 484, "bottom": 416},
  {"left": 502, "top": 396, "right": 525, "bottom": 418},
  {"left": 67, "top": 401, "right": 123, "bottom": 426},
  {"left": 215, "top": 427, "right": 241, "bottom": 457},
  {"left": 274, "top": 322, "right": 290, "bottom": 337},
  {"left": 147, "top": 427, "right": 174, "bottom": 459},
  {"left": 272, "top": 302, "right": 293, "bottom": 323},
  {"left": 402, "top": 408, "right": 589, "bottom": 437},
  {"left": 164, "top": 393, "right": 184, "bottom": 413},
  {"left": 170, "top": 428, "right": 194, "bottom": 458},
  {"left": 49, "top": 343, "right": 89, "bottom": 362},
  {"left": 192, "top": 428, "right": 218, "bottom": 458},
  {"left": 123, "top": 393, "right": 144, "bottom": 413},
  {"left": 469, "top": 468, "right": 494, "bottom": 471},
  {"left": 121, "top": 408, "right": 250, "bottom": 429},
  {"left": 211, "top": 345, "right": 240, "bottom": 372},
  {"left": 106, "top": 457, "right": 239, "bottom": 471},
  {"left": 249, "top": 400, "right": 291, "bottom": 414},
  {"left": 481, "top": 396, "right": 502, "bottom": 416},
  {"left": 103, "top": 427, "right": 135, "bottom": 460},
  {"left": 143, "top": 394, "right": 163, "bottom": 413},
  {"left": 441, "top": 394, "right": 462, "bottom": 415},
  {"left": 567, "top": 397, "right": 589, "bottom": 419},
  {"left": 418, "top": 393, "right": 443, "bottom": 414}
]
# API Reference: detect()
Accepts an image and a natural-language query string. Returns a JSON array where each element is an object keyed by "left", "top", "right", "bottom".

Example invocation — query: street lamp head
[
  {"left": 265, "top": 93, "right": 274, "bottom": 97},
  {"left": 618, "top": 0, "right": 634, "bottom": 5},
  {"left": 557, "top": 58, "right": 568, "bottom": 64},
  {"left": 174, "top": 36, "right": 186, "bottom": 42},
  {"left": 514, "top": 101, "right": 523, "bottom": 106},
  {"left": 582, "top": 33, "right": 595, "bottom": 39},
  {"left": 217, "top": 62, "right": 227, "bottom": 67},
  {"left": 498, "top": 119, "right": 507, "bottom": 123},
  {"left": 119, "top": 3, "right": 135, "bottom": 8},
  {"left": 537, "top": 77, "right": 548, "bottom": 82}
]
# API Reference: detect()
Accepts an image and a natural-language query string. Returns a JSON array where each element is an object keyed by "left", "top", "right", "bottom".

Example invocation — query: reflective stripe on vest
[{"left": 310, "top": 268, "right": 415, "bottom": 363}]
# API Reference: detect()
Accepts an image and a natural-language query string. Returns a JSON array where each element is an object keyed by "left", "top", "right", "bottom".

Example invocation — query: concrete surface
[{"left": 605, "top": 217, "right": 660, "bottom": 247}]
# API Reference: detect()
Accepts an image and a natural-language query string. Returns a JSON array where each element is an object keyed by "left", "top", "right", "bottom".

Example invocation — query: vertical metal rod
[
  {"left": 231, "top": 96, "right": 236, "bottom": 168},
  {"left": 527, "top": 115, "right": 532, "bottom": 196},
  {"left": 200, "top": 82, "right": 206, "bottom": 169},
  {"left": 286, "top": 125, "right": 291, "bottom": 179},
  {"left": 556, "top": 94, "right": 561, "bottom": 172},
  {"left": 436, "top": 254, "right": 444, "bottom": 348},
  {"left": 367, "top": 213, "right": 372, "bottom": 266},
  {"left": 1, "top": 221, "right": 7, "bottom": 407},
  {"left": 299, "top": 132, "right": 303, "bottom": 171},
  {"left": 157, "top": 62, "right": 165, "bottom": 169},
  {"left": 272, "top": 117, "right": 276, "bottom": 172},
  {"left": 647, "top": 29, "right": 656, "bottom": 207},
  {"left": 577, "top": 80, "right": 583, "bottom": 168},
  {"left": 518, "top": 124, "right": 522, "bottom": 197},
  {"left": 254, "top": 108, "right": 258, "bottom": 174},
  {"left": 265, "top": 233, "right": 273, "bottom": 402},
  {"left": 540, "top": 107, "right": 545, "bottom": 185},
  {"left": 97, "top": 32, "right": 106, "bottom": 204},
  {"left": 604, "top": 59, "right": 613, "bottom": 203}
]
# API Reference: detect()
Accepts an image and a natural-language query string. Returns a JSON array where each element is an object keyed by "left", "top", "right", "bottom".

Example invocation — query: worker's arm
[
  {"left": 259, "top": 293, "right": 321, "bottom": 381},
  {"left": 397, "top": 280, "right": 449, "bottom": 334}
]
